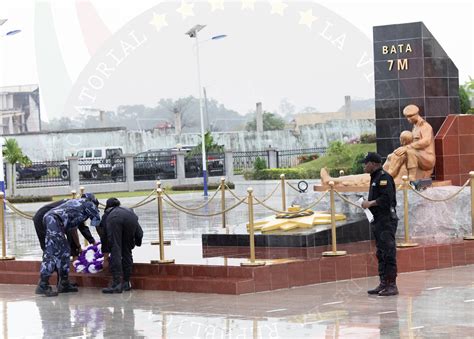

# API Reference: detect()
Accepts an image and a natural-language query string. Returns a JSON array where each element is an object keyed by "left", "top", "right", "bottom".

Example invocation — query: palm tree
[{"left": 3, "top": 138, "right": 30, "bottom": 196}]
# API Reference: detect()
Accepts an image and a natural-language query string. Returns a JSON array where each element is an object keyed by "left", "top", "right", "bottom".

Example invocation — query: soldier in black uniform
[{"left": 360, "top": 152, "right": 399, "bottom": 296}]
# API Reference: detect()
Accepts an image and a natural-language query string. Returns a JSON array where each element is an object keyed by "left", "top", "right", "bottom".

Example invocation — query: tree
[
  {"left": 3, "top": 138, "right": 30, "bottom": 196},
  {"left": 188, "top": 131, "right": 224, "bottom": 156},
  {"left": 460, "top": 86, "right": 470, "bottom": 114},
  {"left": 245, "top": 112, "right": 286, "bottom": 131}
]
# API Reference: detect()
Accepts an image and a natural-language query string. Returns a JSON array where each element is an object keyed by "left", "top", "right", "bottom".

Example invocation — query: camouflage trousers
[{"left": 40, "top": 215, "right": 71, "bottom": 278}]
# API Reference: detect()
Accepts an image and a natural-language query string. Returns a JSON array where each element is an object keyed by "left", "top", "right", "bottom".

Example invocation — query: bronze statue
[
  {"left": 383, "top": 105, "right": 435, "bottom": 182},
  {"left": 320, "top": 104, "right": 435, "bottom": 186}
]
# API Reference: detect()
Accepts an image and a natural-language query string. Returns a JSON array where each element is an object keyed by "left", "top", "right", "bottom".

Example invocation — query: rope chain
[
  {"left": 334, "top": 190, "right": 364, "bottom": 209},
  {"left": 407, "top": 179, "right": 470, "bottom": 202},
  {"left": 162, "top": 195, "right": 247, "bottom": 217},
  {"left": 253, "top": 190, "right": 329, "bottom": 214},
  {"left": 225, "top": 183, "right": 280, "bottom": 205},
  {"left": 286, "top": 181, "right": 301, "bottom": 192},
  {"left": 5, "top": 201, "right": 34, "bottom": 220}
]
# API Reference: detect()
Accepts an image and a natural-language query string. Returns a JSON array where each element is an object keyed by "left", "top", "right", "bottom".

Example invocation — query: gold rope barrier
[
  {"left": 162, "top": 195, "right": 247, "bottom": 217},
  {"left": 253, "top": 190, "right": 329, "bottom": 215},
  {"left": 286, "top": 181, "right": 300, "bottom": 193},
  {"left": 150, "top": 187, "right": 174, "bottom": 264},
  {"left": 160, "top": 184, "right": 222, "bottom": 211},
  {"left": 408, "top": 178, "right": 470, "bottom": 202},
  {"left": 221, "top": 177, "right": 226, "bottom": 229},
  {"left": 0, "top": 193, "right": 14, "bottom": 260},
  {"left": 241, "top": 188, "right": 265, "bottom": 267},
  {"left": 225, "top": 182, "right": 280, "bottom": 205},
  {"left": 465, "top": 171, "right": 474, "bottom": 240},
  {"left": 398, "top": 176, "right": 418, "bottom": 248},
  {"left": 151, "top": 182, "right": 171, "bottom": 247},
  {"left": 4, "top": 201, "right": 34, "bottom": 220},
  {"left": 280, "top": 174, "right": 287, "bottom": 212},
  {"left": 322, "top": 182, "right": 347, "bottom": 257}
]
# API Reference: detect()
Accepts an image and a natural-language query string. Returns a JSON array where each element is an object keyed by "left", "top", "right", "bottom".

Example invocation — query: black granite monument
[{"left": 373, "top": 22, "right": 460, "bottom": 157}]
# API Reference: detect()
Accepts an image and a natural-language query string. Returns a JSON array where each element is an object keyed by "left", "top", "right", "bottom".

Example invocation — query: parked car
[
  {"left": 110, "top": 147, "right": 225, "bottom": 181},
  {"left": 16, "top": 163, "right": 48, "bottom": 180},
  {"left": 111, "top": 149, "right": 176, "bottom": 181},
  {"left": 60, "top": 146, "right": 124, "bottom": 180}
]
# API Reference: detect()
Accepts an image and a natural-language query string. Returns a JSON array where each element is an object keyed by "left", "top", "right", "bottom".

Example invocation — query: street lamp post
[
  {"left": 186, "top": 24, "right": 208, "bottom": 196},
  {"left": 0, "top": 19, "right": 21, "bottom": 196}
]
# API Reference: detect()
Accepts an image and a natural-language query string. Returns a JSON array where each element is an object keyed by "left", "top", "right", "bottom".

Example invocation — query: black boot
[
  {"left": 378, "top": 278, "right": 399, "bottom": 296},
  {"left": 367, "top": 277, "right": 386, "bottom": 295},
  {"left": 102, "top": 278, "right": 123, "bottom": 294},
  {"left": 35, "top": 276, "right": 58, "bottom": 297},
  {"left": 122, "top": 281, "right": 132, "bottom": 291},
  {"left": 57, "top": 275, "right": 79, "bottom": 293}
]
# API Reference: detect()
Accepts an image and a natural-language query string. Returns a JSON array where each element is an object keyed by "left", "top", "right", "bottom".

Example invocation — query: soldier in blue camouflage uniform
[{"left": 36, "top": 193, "right": 101, "bottom": 297}]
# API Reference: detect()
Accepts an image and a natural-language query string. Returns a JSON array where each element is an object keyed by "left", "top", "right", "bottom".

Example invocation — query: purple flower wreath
[{"left": 73, "top": 242, "right": 104, "bottom": 274}]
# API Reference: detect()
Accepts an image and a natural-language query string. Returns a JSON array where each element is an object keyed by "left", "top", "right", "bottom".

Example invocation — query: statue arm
[{"left": 410, "top": 125, "right": 433, "bottom": 150}]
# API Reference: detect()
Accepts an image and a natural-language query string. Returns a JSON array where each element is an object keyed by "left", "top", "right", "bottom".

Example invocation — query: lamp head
[{"left": 185, "top": 24, "right": 206, "bottom": 38}]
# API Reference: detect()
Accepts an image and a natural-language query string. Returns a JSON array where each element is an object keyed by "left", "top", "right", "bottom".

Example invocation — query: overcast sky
[{"left": 0, "top": 0, "right": 472, "bottom": 121}]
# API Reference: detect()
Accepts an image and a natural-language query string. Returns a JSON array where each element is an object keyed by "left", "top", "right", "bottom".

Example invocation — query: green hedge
[
  {"left": 243, "top": 167, "right": 352, "bottom": 180},
  {"left": 7, "top": 196, "right": 53, "bottom": 203}
]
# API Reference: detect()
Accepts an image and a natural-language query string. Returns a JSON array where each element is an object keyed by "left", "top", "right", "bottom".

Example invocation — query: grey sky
[{"left": 0, "top": 0, "right": 472, "bottom": 121}]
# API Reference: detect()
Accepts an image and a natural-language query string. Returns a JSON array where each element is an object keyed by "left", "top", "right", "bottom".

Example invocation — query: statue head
[
  {"left": 403, "top": 105, "right": 421, "bottom": 124},
  {"left": 399, "top": 130, "right": 413, "bottom": 146}
]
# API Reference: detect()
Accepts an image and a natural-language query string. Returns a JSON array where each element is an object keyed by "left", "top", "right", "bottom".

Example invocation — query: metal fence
[
  {"left": 185, "top": 153, "right": 225, "bottom": 178},
  {"left": 79, "top": 157, "right": 126, "bottom": 185},
  {"left": 233, "top": 151, "right": 269, "bottom": 173},
  {"left": 16, "top": 161, "right": 70, "bottom": 188},
  {"left": 133, "top": 153, "right": 177, "bottom": 181},
  {"left": 277, "top": 147, "right": 327, "bottom": 168}
]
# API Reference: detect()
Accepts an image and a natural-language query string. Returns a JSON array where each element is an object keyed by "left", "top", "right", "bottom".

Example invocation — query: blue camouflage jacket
[{"left": 44, "top": 198, "right": 101, "bottom": 230}]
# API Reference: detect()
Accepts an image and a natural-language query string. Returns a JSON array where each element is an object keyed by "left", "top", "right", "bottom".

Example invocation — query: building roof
[{"left": 0, "top": 84, "right": 39, "bottom": 94}]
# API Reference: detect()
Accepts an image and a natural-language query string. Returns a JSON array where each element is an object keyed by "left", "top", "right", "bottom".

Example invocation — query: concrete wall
[{"left": 9, "top": 119, "right": 375, "bottom": 161}]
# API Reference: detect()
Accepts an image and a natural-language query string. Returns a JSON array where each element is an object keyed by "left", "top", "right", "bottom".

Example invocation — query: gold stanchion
[
  {"left": 79, "top": 186, "right": 85, "bottom": 197},
  {"left": 151, "top": 188, "right": 174, "bottom": 264},
  {"left": 70, "top": 190, "right": 76, "bottom": 199},
  {"left": 464, "top": 171, "right": 474, "bottom": 240},
  {"left": 322, "top": 182, "right": 346, "bottom": 256},
  {"left": 0, "top": 193, "right": 14, "bottom": 261},
  {"left": 221, "top": 177, "right": 226, "bottom": 229},
  {"left": 280, "top": 174, "right": 286, "bottom": 212},
  {"left": 398, "top": 176, "right": 418, "bottom": 247},
  {"left": 241, "top": 188, "right": 265, "bottom": 266},
  {"left": 150, "top": 181, "right": 171, "bottom": 246}
]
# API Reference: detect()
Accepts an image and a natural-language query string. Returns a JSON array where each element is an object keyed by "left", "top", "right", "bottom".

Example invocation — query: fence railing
[
  {"left": 16, "top": 161, "right": 70, "bottom": 188},
  {"left": 78, "top": 156, "right": 126, "bottom": 185},
  {"left": 233, "top": 151, "right": 269, "bottom": 173},
  {"left": 133, "top": 154, "right": 176, "bottom": 181},
  {"left": 185, "top": 153, "right": 225, "bottom": 178},
  {"left": 276, "top": 147, "right": 327, "bottom": 168}
]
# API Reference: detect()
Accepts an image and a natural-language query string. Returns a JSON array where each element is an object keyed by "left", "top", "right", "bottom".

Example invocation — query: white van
[{"left": 60, "top": 146, "right": 123, "bottom": 180}]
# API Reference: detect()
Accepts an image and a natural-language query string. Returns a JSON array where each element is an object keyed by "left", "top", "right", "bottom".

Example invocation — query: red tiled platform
[
  {"left": 1, "top": 239, "right": 473, "bottom": 294},
  {"left": 435, "top": 114, "right": 474, "bottom": 185}
]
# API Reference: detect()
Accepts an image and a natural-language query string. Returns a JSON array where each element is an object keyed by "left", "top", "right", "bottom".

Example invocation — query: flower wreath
[{"left": 73, "top": 242, "right": 104, "bottom": 274}]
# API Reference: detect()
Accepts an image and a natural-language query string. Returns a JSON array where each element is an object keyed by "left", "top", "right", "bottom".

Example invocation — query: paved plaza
[{"left": 0, "top": 265, "right": 473, "bottom": 338}]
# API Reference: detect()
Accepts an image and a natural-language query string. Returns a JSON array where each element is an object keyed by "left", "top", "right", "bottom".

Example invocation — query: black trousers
[
  {"left": 107, "top": 222, "right": 136, "bottom": 282},
  {"left": 372, "top": 217, "right": 398, "bottom": 280}
]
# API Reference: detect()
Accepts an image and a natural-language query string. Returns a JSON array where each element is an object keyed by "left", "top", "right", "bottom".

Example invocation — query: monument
[{"left": 373, "top": 22, "right": 460, "bottom": 158}]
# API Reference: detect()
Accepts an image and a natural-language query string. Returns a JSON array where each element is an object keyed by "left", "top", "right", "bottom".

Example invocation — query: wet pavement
[{"left": 0, "top": 265, "right": 473, "bottom": 338}]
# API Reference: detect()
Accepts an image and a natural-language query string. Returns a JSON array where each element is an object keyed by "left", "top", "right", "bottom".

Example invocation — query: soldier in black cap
[{"left": 360, "top": 152, "right": 399, "bottom": 296}]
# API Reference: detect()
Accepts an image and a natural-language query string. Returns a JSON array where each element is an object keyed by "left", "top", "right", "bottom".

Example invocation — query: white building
[{"left": 0, "top": 84, "right": 41, "bottom": 134}]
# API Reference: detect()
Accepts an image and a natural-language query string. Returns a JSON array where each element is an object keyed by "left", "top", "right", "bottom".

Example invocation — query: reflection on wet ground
[{"left": 0, "top": 265, "right": 473, "bottom": 338}]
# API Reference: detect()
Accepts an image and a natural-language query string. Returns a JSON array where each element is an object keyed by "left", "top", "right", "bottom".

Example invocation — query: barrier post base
[
  {"left": 240, "top": 261, "right": 265, "bottom": 267},
  {"left": 463, "top": 235, "right": 474, "bottom": 240},
  {"left": 0, "top": 256, "right": 15, "bottom": 261},
  {"left": 150, "top": 259, "right": 175, "bottom": 264},
  {"left": 150, "top": 240, "right": 171, "bottom": 245},
  {"left": 397, "top": 242, "right": 419, "bottom": 248},
  {"left": 322, "top": 250, "right": 347, "bottom": 257}
]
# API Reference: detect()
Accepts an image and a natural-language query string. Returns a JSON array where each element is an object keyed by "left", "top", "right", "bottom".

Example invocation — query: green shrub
[
  {"left": 327, "top": 141, "right": 351, "bottom": 166},
  {"left": 253, "top": 156, "right": 267, "bottom": 171},
  {"left": 244, "top": 167, "right": 353, "bottom": 180},
  {"left": 360, "top": 133, "right": 376, "bottom": 144},
  {"left": 351, "top": 152, "right": 366, "bottom": 174},
  {"left": 7, "top": 196, "right": 53, "bottom": 203}
]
